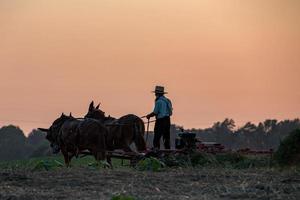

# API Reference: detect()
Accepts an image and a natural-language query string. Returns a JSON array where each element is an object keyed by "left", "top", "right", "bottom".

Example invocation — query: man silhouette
[{"left": 147, "top": 86, "right": 173, "bottom": 149}]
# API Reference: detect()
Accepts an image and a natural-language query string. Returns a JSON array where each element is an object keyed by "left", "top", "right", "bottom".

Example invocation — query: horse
[
  {"left": 84, "top": 101, "right": 147, "bottom": 152},
  {"left": 39, "top": 113, "right": 110, "bottom": 167}
]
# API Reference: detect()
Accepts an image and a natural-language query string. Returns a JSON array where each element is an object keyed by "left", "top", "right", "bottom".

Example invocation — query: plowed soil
[{"left": 1, "top": 168, "right": 300, "bottom": 200}]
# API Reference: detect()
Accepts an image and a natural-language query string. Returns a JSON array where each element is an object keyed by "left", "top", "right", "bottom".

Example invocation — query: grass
[
  {"left": 0, "top": 152, "right": 276, "bottom": 171},
  {"left": 136, "top": 157, "right": 165, "bottom": 172},
  {"left": 214, "top": 153, "right": 273, "bottom": 169},
  {"left": 160, "top": 152, "right": 274, "bottom": 169},
  {"left": 0, "top": 155, "right": 131, "bottom": 171}
]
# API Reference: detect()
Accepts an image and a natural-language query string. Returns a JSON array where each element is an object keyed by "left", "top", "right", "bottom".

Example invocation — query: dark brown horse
[
  {"left": 39, "top": 113, "right": 109, "bottom": 167},
  {"left": 84, "top": 101, "right": 147, "bottom": 152}
]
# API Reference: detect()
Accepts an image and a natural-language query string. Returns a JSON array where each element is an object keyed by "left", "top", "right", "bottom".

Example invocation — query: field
[{"left": 1, "top": 156, "right": 300, "bottom": 200}]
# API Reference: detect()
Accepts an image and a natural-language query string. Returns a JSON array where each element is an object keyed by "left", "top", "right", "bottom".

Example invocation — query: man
[{"left": 147, "top": 86, "right": 173, "bottom": 149}]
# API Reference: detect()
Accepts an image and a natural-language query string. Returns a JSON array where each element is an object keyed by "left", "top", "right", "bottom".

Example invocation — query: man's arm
[{"left": 146, "top": 112, "right": 156, "bottom": 119}]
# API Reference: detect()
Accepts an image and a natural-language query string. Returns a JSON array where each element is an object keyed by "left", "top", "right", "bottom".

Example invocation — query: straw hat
[{"left": 152, "top": 86, "right": 167, "bottom": 94}]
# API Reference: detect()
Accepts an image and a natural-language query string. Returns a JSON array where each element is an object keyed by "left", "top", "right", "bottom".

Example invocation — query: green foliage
[
  {"left": 0, "top": 153, "right": 273, "bottom": 172},
  {"left": 161, "top": 154, "right": 191, "bottom": 167},
  {"left": 0, "top": 156, "right": 130, "bottom": 170},
  {"left": 87, "top": 160, "right": 111, "bottom": 169},
  {"left": 215, "top": 153, "right": 272, "bottom": 169},
  {"left": 274, "top": 129, "right": 300, "bottom": 166},
  {"left": 111, "top": 195, "right": 135, "bottom": 200},
  {"left": 158, "top": 152, "right": 271, "bottom": 169},
  {"left": 136, "top": 157, "right": 165, "bottom": 172},
  {"left": 190, "top": 153, "right": 218, "bottom": 166},
  {"left": 190, "top": 153, "right": 272, "bottom": 169},
  {"left": 32, "top": 160, "right": 64, "bottom": 171}
]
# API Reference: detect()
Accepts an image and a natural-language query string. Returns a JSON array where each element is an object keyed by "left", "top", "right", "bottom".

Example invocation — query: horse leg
[
  {"left": 67, "top": 152, "right": 75, "bottom": 166},
  {"left": 94, "top": 151, "right": 110, "bottom": 168},
  {"left": 61, "top": 148, "right": 70, "bottom": 167},
  {"left": 106, "top": 155, "right": 113, "bottom": 169}
]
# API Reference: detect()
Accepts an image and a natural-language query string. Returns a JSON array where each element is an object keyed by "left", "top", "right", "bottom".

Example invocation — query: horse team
[{"left": 38, "top": 101, "right": 147, "bottom": 167}]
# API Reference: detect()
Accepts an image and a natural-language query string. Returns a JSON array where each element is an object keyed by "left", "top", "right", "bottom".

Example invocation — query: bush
[
  {"left": 136, "top": 157, "right": 165, "bottom": 172},
  {"left": 31, "top": 159, "right": 64, "bottom": 171},
  {"left": 274, "top": 129, "right": 300, "bottom": 166},
  {"left": 160, "top": 154, "right": 190, "bottom": 167},
  {"left": 190, "top": 153, "right": 218, "bottom": 167}
]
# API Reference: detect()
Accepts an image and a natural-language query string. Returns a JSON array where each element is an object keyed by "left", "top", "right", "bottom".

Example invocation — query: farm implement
[{"left": 103, "top": 131, "right": 273, "bottom": 167}]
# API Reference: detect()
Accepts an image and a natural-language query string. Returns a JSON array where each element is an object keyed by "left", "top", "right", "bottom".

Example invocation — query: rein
[
  {"left": 80, "top": 117, "right": 156, "bottom": 126},
  {"left": 105, "top": 119, "right": 156, "bottom": 126}
]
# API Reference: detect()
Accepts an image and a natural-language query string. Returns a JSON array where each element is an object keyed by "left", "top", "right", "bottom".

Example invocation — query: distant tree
[
  {"left": 212, "top": 118, "right": 235, "bottom": 133},
  {"left": 263, "top": 119, "right": 278, "bottom": 133},
  {"left": 221, "top": 118, "right": 236, "bottom": 131},
  {"left": 27, "top": 129, "right": 50, "bottom": 158},
  {"left": 0, "top": 125, "right": 30, "bottom": 160},
  {"left": 195, "top": 118, "right": 300, "bottom": 151},
  {"left": 27, "top": 129, "right": 46, "bottom": 146},
  {"left": 239, "top": 122, "right": 257, "bottom": 133}
]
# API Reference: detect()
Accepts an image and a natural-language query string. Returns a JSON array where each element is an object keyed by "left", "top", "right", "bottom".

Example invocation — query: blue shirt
[{"left": 153, "top": 96, "right": 173, "bottom": 119}]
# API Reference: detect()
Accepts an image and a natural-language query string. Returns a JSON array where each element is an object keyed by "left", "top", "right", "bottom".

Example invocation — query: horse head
[
  {"left": 85, "top": 101, "right": 106, "bottom": 121},
  {"left": 38, "top": 113, "right": 73, "bottom": 154}
]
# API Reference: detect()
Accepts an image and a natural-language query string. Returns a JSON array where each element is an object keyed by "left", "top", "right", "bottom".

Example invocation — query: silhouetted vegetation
[
  {"left": 274, "top": 129, "right": 300, "bottom": 166},
  {"left": 0, "top": 125, "right": 31, "bottom": 160},
  {"left": 161, "top": 152, "right": 271, "bottom": 169},
  {"left": 0, "top": 125, "right": 50, "bottom": 161},
  {"left": 187, "top": 118, "right": 300, "bottom": 151}
]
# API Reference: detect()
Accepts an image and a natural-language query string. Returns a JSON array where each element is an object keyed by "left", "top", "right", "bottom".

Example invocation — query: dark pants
[{"left": 153, "top": 116, "right": 171, "bottom": 149}]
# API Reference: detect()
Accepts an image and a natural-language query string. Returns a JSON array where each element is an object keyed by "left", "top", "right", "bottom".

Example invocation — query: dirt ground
[{"left": 0, "top": 167, "right": 300, "bottom": 200}]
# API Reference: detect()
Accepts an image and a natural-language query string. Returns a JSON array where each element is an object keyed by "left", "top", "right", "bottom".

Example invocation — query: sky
[{"left": 0, "top": 0, "right": 299, "bottom": 135}]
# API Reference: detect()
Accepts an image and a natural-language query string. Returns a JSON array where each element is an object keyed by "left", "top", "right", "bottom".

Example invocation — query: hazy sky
[{"left": 0, "top": 0, "right": 299, "bottom": 134}]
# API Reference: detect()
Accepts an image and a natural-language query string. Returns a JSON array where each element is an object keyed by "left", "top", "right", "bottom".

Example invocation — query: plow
[{"left": 97, "top": 130, "right": 274, "bottom": 167}]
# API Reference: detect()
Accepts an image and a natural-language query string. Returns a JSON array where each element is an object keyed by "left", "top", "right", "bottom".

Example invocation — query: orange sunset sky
[{"left": 0, "top": 0, "right": 299, "bottom": 134}]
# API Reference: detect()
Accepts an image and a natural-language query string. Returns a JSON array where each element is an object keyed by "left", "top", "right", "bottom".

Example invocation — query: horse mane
[{"left": 51, "top": 114, "right": 74, "bottom": 130}]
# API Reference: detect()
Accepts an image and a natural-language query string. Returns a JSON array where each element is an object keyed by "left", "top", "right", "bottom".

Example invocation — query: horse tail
[{"left": 134, "top": 117, "right": 147, "bottom": 151}]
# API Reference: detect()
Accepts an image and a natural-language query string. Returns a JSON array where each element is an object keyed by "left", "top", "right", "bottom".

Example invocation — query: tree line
[
  {"left": 186, "top": 118, "right": 300, "bottom": 150},
  {"left": 0, "top": 125, "right": 50, "bottom": 161}
]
